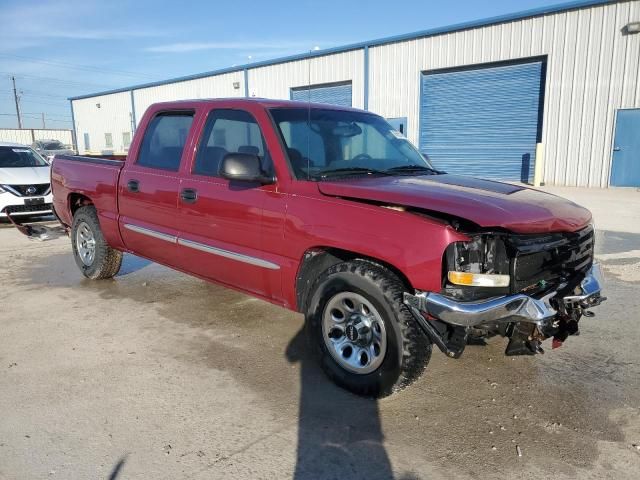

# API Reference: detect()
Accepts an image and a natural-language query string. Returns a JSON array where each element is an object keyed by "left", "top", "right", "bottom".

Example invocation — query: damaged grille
[
  {"left": 1, "top": 184, "right": 51, "bottom": 197},
  {"left": 510, "top": 225, "right": 594, "bottom": 294}
]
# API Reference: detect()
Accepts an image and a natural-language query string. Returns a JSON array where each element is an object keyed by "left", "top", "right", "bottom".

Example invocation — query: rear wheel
[
  {"left": 71, "top": 206, "right": 122, "bottom": 279},
  {"left": 305, "top": 260, "right": 432, "bottom": 397}
]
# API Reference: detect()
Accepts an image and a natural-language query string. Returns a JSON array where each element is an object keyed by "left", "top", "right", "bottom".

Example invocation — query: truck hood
[
  {"left": 317, "top": 174, "right": 592, "bottom": 233},
  {"left": 0, "top": 166, "right": 51, "bottom": 185}
]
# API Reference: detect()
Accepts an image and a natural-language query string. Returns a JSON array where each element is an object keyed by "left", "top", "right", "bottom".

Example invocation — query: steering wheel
[{"left": 352, "top": 153, "right": 373, "bottom": 162}]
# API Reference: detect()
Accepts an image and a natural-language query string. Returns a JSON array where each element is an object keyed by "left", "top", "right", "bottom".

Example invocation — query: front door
[
  {"left": 118, "top": 110, "right": 195, "bottom": 267},
  {"left": 610, "top": 109, "right": 640, "bottom": 187},
  {"left": 177, "top": 108, "right": 283, "bottom": 300}
]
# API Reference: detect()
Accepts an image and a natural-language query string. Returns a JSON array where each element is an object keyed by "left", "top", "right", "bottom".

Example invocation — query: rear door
[
  {"left": 176, "top": 107, "right": 283, "bottom": 300},
  {"left": 118, "top": 110, "right": 196, "bottom": 267}
]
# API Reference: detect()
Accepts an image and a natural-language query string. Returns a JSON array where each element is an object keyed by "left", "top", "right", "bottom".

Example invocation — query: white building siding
[
  {"left": 247, "top": 49, "right": 365, "bottom": 108},
  {"left": 70, "top": 1, "right": 638, "bottom": 187},
  {"left": 72, "top": 92, "right": 132, "bottom": 155},
  {"left": 369, "top": 0, "right": 640, "bottom": 187},
  {"left": 132, "top": 71, "right": 245, "bottom": 124}
]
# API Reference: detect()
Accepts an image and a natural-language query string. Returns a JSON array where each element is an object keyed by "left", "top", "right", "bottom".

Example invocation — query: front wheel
[
  {"left": 305, "top": 260, "right": 432, "bottom": 397},
  {"left": 71, "top": 206, "right": 122, "bottom": 279}
]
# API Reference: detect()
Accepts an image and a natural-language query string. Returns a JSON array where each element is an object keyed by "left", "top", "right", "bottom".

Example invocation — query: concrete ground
[{"left": 1, "top": 187, "right": 639, "bottom": 479}]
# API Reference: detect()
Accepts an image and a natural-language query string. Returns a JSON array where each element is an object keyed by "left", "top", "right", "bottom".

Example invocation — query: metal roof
[{"left": 69, "top": 0, "right": 620, "bottom": 101}]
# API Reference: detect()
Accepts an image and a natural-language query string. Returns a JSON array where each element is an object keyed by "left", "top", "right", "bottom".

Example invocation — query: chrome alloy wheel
[
  {"left": 75, "top": 221, "right": 96, "bottom": 266},
  {"left": 322, "top": 292, "right": 388, "bottom": 374}
]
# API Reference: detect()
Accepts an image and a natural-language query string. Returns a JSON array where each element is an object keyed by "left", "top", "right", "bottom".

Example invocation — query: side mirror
[{"left": 219, "top": 153, "right": 274, "bottom": 184}]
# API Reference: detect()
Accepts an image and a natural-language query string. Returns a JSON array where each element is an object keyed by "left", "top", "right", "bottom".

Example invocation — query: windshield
[
  {"left": 0, "top": 146, "right": 49, "bottom": 168},
  {"left": 270, "top": 108, "right": 435, "bottom": 180}
]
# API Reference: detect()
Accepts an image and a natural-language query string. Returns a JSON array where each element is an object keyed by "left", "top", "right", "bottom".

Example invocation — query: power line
[
  {"left": 0, "top": 71, "right": 113, "bottom": 89},
  {"left": 0, "top": 53, "right": 154, "bottom": 80},
  {"left": 0, "top": 92, "right": 66, "bottom": 101},
  {"left": 20, "top": 90, "right": 69, "bottom": 100},
  {"left": 15, "top": 98, "right": 68, "bottom": 107}
]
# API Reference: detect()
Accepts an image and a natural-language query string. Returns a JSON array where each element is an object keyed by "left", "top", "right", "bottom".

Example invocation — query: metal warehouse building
[{"left": 70, "top": 0, "right": 640, "bottom": 188}]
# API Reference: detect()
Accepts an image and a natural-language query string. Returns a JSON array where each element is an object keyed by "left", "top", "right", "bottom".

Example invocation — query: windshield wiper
[
  {"left": 385, "top": 165, "right": 441, "bottom": 175},
  {"left": 319, "top": 167, "right": 391, "bottom": 179}
]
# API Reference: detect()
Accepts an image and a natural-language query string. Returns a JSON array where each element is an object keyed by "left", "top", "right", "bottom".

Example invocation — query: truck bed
[{"left": 51, "top": 154, "right": 125, "bottom": 249}]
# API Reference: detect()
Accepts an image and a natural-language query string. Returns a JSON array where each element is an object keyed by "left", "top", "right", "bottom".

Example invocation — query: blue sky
[{"left": 0, "top": 0, "right": 564, "bottom": 130}]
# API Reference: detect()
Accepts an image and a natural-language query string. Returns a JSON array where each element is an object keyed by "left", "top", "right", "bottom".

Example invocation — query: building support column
[
  {"left": 69, "top": 99, "right": 77, "bottom": 152},
  {"left": 130, "top": 90, "right": 137, "bottom": 132},
  {"left": 363, "top": 45, "right": 369, "bottom": 111}
]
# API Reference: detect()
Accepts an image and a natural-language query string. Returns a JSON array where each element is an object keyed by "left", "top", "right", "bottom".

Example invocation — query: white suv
[{"left": 0, "top": 142, "right": 53, "bottom": 219}]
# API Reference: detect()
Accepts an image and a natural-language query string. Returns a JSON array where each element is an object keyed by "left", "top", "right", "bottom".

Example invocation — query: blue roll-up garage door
[
  {"left": 291, "top": 82, "right": 352, "bottom": 107},
  {"left": 419, "top": 60, "right": 544, "bottom": 182}
]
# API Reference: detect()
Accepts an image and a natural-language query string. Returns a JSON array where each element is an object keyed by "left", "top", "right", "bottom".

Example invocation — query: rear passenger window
[
  {"left": 137, "top": 112, "right": 194, "bottom": 171},
  {"left": 193, "top": 109, "right": 272, "bottom": 177}
]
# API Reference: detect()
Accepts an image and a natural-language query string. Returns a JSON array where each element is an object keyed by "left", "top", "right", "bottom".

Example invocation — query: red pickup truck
[{"left": 51, "top": 98, "right": 605, "bottom": 397}]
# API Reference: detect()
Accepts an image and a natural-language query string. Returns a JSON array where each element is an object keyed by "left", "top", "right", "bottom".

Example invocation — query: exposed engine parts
[{"left": 404, "top": 261, "right": 606, "bottom": 358}]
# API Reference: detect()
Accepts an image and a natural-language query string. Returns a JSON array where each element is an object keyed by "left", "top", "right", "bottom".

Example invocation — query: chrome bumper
[{"left": 403, "top": 264, "right": 605, "bottom": 328}]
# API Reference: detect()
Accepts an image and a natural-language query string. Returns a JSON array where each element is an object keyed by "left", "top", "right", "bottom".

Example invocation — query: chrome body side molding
[
  {"left": 123, "top": 223, "right": 177, "bottom": 243},
  {"left": 177, "top": 238, "right": 280, "bottom": 270}
]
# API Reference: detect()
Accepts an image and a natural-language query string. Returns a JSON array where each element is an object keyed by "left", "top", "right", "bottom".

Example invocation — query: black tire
[
  {"left": 71, "top": 205, "right": 122, "bottom": 279},
  {"left": 305, "top": 260, "right": 432, "bottom": 398}
]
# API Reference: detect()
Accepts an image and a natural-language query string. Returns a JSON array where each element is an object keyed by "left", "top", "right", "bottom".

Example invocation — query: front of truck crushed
[{"left": 404, "top": 224, "right": 605, "bottom": 358}]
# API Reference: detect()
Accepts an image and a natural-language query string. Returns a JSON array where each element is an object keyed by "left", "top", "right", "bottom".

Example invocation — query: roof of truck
[{"left": 150, "top": 97, "right": 368, "bottom": 112}]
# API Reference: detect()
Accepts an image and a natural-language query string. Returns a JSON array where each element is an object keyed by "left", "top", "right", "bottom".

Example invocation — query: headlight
[
  {"left": 445, "top": 235, "right": 510, "bottom": 288},
  {"left": 447, "top": 271, "right": 510, "bottom": 287}
]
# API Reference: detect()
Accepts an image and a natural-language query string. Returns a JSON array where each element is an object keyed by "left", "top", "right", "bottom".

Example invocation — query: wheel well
[
  {"left": 295, "top": 247, "right": 413, "bottom": 313},
  {"left": 68, "top": 193, "right": 93, "bottom": 217}
]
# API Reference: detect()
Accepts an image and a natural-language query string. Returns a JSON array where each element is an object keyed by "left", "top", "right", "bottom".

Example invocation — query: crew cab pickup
[{"left": 51, "top": 99, "right": 605, "bottom": 397}]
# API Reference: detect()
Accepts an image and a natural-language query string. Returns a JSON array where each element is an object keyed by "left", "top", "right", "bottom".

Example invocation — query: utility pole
[
  {"left": 41, "top": 112, "right": 46, "bottom": 129},
  {"left": 11, "top": 76, "right": 23, "bottom": 129}
]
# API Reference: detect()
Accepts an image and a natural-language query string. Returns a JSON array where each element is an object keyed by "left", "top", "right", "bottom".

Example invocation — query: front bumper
[
  {"left": 0, "top": 192, "right": 53, "bottom": 217},
  {"left": 404, "top": 264, "right": 605, "bottom": 357},
  {"left": 404, "top": 264, "right": 605, "bottom": 328}
]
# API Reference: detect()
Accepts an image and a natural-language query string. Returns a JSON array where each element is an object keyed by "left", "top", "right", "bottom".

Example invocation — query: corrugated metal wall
[
  {"left": 72, "top": 91, "right": 132, "bottom": 154},
  {"left": 248, "top": 50, "right": 365, "bottom": 108},
  {"left": 132, "top": 71, "right": 245, "bottom": 124},
  {"left": 369, "top": 0, "right": 640, "bottom": 187},
  {"left": 0, "top": 129, "right": 73, "bottom": 146},
  {"left": 70, "top": 0, "right": 639, "bottom": 186}
]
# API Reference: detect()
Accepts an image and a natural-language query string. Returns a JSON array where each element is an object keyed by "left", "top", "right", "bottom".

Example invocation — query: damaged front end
[{"left": 404, "top": 225, "right": 606, "bottom": 358}]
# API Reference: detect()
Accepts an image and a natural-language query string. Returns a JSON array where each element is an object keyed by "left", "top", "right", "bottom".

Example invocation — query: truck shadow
[
  {"left": 117, "top": 254, "right": 152, "bottom": 276},
  {"left": 285, "top": 328, "right": 405, "bottom": 480}
]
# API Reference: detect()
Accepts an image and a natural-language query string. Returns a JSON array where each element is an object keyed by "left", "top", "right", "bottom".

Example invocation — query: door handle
[
  {"left": 127, "top": 179, "right": 140, "bottom": 193},
  {"left": 613, "top": 146, "right": 621, "bottom": 151},
  {"left": 180, "top": 188, "right": 198, "bottom": 203}
]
